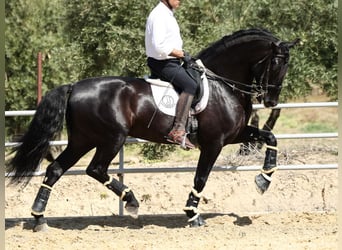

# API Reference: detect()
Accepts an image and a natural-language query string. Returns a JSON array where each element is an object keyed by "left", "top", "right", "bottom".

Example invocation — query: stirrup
[{"left": 166, "top": 130, "right": 195, "bottom": 150}]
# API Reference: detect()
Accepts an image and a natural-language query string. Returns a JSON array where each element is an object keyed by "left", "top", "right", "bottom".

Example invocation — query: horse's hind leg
[
  {"left": 31, "top": 144, "right": 91, "bottom": 232},
  {"left": 85, "top": 141, "right": 139, "bottom": 217}
]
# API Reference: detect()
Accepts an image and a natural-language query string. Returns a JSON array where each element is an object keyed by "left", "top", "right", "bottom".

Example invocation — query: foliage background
[{"left": 5, "top": 0, "right": 338, "bottom": 137}]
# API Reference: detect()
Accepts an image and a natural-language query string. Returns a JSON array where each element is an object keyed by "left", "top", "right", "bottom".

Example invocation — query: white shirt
[{"left": 145, "top": 2, "right": 183, "bottom": 60}]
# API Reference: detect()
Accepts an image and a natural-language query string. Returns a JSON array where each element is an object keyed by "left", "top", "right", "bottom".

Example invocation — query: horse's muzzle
[{"left": 264, "top": 99, "right": 278, "bottom": 108}]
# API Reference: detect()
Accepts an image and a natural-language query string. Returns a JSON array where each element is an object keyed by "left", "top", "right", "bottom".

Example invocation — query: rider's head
[{"left": 161, "top": 0, "right": 181, "bottom": 10}]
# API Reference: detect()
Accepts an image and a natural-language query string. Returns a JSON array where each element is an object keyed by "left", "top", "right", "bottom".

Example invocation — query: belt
[{"left": 148, "top": 57, "right": 181, "bottom": 63}]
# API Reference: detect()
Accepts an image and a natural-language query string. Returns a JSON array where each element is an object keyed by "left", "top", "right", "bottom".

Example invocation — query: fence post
[
  {"left": 118, "top": 147, "right": 124, "bottom": 216},
  {"left": 37, "top": 52, "right": 42, "bottom": 105}
]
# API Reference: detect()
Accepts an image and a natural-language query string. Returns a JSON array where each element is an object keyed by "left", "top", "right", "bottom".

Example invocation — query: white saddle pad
[{"left": 145, "top": 59, "right": 209, "bottom": 116}]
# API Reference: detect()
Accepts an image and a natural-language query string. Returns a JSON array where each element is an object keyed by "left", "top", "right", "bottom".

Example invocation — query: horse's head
[
  {"left": 198, "top": 29, "right": 300, "bottom": 108},
  {"left": 253, "top": 38, "right": 300, "bottom": 107}
]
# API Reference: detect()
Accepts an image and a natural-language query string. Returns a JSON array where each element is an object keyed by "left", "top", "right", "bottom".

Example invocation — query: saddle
[
  {"left": 145, "top": 59, "right": 209, "bottom": 145},
  {"left": 144, "top": 59, "right": 209, "bottom": 117}
]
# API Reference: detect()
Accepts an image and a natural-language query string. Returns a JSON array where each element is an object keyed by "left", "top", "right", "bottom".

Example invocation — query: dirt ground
[{"left": 5, "top": 142, "right": 338, "bottom": 250}]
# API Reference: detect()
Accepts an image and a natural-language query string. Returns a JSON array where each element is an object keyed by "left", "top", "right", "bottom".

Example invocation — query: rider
[{"left": 145, "top": 0, "right": 196, "bottom": 150}]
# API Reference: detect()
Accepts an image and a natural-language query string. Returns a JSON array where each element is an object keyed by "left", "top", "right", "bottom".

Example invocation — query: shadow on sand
[{"left": 6, "top": 212, "right": 253, "bottom": 231}]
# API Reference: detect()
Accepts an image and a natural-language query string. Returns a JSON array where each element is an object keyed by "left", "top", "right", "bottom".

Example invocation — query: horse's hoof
[
  {"left": 189, "top": 215, "right": 206, "bottom": 227},
  {"left": 33, "top": 223, "right": 49, "bottom": 232},
  {"left": 255, "top": 173, "right": 271, "bottom": 194},
  {"left": 125, "top": 204, "right": 139, "bottom": 219}
]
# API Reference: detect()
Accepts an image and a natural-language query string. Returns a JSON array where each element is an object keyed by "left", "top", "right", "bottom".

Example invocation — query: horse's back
[
  {"left": 69, "top": 76, "right": 151, "bottom": 106},
  {"left": 66, "top": 76, "right": 170, "bottom": 143},
  {"left": 70, "top": 76, "right": 143, "bottom": 96}
]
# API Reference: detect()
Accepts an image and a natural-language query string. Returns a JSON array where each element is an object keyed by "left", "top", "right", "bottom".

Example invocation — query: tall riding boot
[{"left": 167, "top": 92, "right": 195, "bottom": 149}]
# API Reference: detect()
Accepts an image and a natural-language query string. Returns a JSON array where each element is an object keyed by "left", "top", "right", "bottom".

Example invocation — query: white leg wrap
[
  {"left": 261, "top": 167, "right": 278, "bottom": 174},
  {"left": 183, "top": 206, "right": 199, "bottom": 214},
  {"left": 266, "top": 145, "right": 279, "bottom": 151},
  {"left": 103, "top": 176, "right": 114, "bottom": 186},
  {"left": 187, "top": 213, "right": 200, "bottom": 222},
  {"left": 261, "top": 173, "right": 272, "bottom": 182},
  {"left": 191, "top": 187, "right": 202, "bottom": 199},
  {"left": 120, "top": 188, "right": 131, "bottom": 200},
  {"left": 31, "top": 210, "right": 45, "bottom": 216},
  {"left": 41, "top": 183, "right": 53, "bottom": 191}
]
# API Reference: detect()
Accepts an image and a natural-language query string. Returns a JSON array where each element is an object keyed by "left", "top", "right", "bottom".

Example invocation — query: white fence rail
[
  {"left": 4, "top": 101, "right": 339, "bottom": 147},
  {"left": 4, "top": 102, "right": 339, "bottom": 117},
  {"left": 5, "top": 102, "right": 339, "bottom": 174},
  {"left": 5, "top": 101, "right": 338, "bottom": 159}
]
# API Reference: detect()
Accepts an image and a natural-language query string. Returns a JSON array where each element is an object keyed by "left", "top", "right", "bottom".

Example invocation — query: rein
[
  {"left": 191, "top": 59, "right": 267, "bottom": 97},
  {"left": 193, "top": 51, "right": 286, "bottom": 97},
  {"left": 204, "top": 68, "right": 265, "bottom": 97}
]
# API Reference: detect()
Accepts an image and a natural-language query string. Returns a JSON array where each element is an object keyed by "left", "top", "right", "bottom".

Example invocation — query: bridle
[
  {"left": 195, "top": 44, "right": 289, "bottom": 98},
  {"left": 252, "top": 51, "right": 288, "bottom": 95}
]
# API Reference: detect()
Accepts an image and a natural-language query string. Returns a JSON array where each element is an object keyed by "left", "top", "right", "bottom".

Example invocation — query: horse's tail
[{"left": 7, "top": 84, "right": 73, "bottom": 185}]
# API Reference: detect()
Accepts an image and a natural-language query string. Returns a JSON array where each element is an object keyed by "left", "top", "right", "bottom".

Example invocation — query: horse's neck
[
  {"left": 203, "top": 55, "right": 254, "bottom": 112},
  {"left": 203, "top": 55, "right": 254, "bottom": 89},
  {"left": 200, "top": 39, "right": 270, "bottom": 75}
]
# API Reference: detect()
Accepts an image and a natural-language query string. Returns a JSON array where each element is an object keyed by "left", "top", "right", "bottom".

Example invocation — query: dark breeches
[{"left": 147, "top": 57, "right": 197, "bottom": 95}]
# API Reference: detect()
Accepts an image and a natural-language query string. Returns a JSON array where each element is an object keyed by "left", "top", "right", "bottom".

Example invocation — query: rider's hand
[{"left": 183, "top": 51, "right": 192, "bottom": 64}]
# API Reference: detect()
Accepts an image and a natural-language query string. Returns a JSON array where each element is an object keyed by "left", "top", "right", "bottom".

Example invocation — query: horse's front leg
[
  {"left": 254, "top": 131, "right": 278, "bottom": 194},
  {"left": 235, "top": 125, "right": 278, "bottom": 194},
  {"left": 184, "top": 144, "right": 222, "bottom": 227}
]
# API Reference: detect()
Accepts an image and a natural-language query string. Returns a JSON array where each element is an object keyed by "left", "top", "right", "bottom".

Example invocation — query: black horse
[{"left": 8, "top": 29, "right": 299, "bottom": 231}]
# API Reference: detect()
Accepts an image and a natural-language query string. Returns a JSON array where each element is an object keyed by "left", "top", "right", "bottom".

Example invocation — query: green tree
[
  {"left": 63, "top": 0, "right": 155, "bottom": 78},
  {"left": 5, "top": 0, "right": 81, "bottom": 136},
  {"left": 176, "top": 0, "right": 337, "bottom": 101},
  {"left": 241, "top": 0, "right": 338, "bottom": 101},
  {"left": 5, "top": 0, "right": 337, "bottom": 139}
]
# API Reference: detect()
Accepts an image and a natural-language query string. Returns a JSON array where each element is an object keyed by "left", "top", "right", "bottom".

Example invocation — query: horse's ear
[
  {"left": 273, "top": 38, "right": 301, "bottom": 49},
  {"left": 286, "top": 38, "right": 301, "bottom": 48}
]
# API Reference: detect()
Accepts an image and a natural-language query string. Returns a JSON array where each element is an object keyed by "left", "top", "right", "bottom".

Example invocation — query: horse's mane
[{"left": 197, "top": 28, "right": 279, "bottom": 58}]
